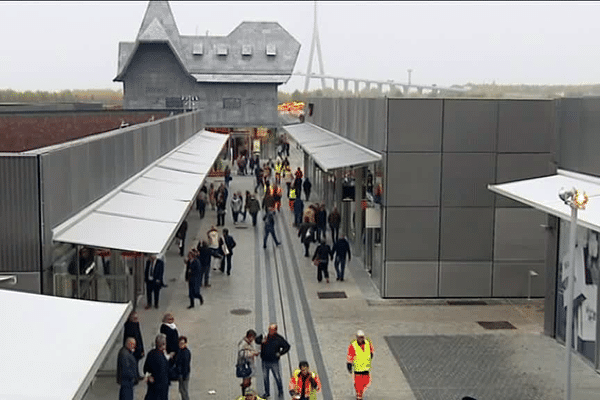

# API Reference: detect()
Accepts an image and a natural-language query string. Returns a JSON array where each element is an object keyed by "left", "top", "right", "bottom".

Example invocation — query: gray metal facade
[
  {"left": 0, "top": 112, "right": 203, "bottom": 294},
  {"left": 307, "top": 97, "right": 556, "bottom": 298}
]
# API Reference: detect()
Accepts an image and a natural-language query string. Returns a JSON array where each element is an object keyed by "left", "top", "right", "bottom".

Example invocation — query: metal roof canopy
[
  {"left": 0, "top": 289, "right": 131, "bottom": 400},
  {"left": 53, "top": 130, "right": 228, "bottom": 255},
  {"left": 488, "top": 169, "right": 600, "bottom": 231},
  {"left": 282, "top": 123, "right": 382, "bottom": 172}
]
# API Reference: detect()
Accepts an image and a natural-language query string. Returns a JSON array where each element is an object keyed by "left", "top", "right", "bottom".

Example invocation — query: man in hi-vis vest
[{"left": 346, "top": 330, "right": 374, "bottom": 400}]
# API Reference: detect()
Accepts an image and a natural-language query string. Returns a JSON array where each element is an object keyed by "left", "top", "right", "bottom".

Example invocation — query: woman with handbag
[{"left": 237, "top": 329, "right": 260, "bottom": 396}]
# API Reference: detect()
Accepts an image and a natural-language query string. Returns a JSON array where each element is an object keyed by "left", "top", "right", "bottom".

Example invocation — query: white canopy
[
  {"left": 53, "top": 130, "right": 228, "bottom": 254},
  {"left": 488, "top": 169, "right": 600, "bottom": 231},
  {"left": 282, "top": 123, "right": 382, "bottom": 172},
  {"left": 0, "top": 289, "right": 131, "bottom": 400}
]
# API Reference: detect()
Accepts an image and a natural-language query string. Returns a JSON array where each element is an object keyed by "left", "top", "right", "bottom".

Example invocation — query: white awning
[
  {"left": 488, "top": 169, "right": 600, "bottom": 231},
  {"left": 0, "top": 289, "right": 131, "bottom": 400},
  {"left": 282, "top": 123, "right": 382, "bottom": 172},
  {"left": 52, "top": 130, "right": 228, "bottom": 254}
]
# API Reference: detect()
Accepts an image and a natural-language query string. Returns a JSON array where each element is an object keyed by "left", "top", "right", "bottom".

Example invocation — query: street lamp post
[{"left": 559, "top": 187, "right": 589, "bottom": 400}]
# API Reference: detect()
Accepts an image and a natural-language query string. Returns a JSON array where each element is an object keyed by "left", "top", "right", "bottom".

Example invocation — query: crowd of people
[{"left": 119, "top": 146, "right": 377, "bottom": 400}]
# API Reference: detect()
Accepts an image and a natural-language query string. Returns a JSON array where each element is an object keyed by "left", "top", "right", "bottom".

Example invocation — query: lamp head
[{"left": 559, "top": 187, "right": 576, "bottom": 204}]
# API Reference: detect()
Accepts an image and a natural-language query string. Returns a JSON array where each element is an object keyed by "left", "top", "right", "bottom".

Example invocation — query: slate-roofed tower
[{"left": 114, "top": 0, "right": 301, "bottom": 128}]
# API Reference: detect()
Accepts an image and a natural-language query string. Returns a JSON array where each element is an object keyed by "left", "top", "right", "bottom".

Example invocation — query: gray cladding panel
[
  {"left": 0, "top": 156, "right": 41, "bottom": 273},
  {"left": 386, "top": 207, "right": 440, "bottom": 261},
  {"left": 439, "top": 262, "right": 492, "bottom": 297},
  {"left": 441, "top": 153, "right": 496, "bottom": 207},
  {"left": 443, "top": 99, "right": 498, "bottom": 152},
  {"left": 440, "top": 207, "right": 494, "bottom": 261},
  {"left": 494, "top": 208, "right": 547, "bottom": 261},
  {"left": 388, "top": 99, "right": 442, "bottom": 152},
  {"left": 560, "top": 98, "right": 600, "bottom": 177},
  {"left": 386, "top": 153, "right": 441, "bottom": 207},
  {"left": 385, "top": 261, "right": 438, "bottom": 297},
  {"left": 492, "top": 262, "right": 545, "bottom": 297},
  {"left": 497, "top": 100, "right": 554, "bottom": 153},
  {"left": 496, "top": 153, "right": 555, "bottom": 184}
]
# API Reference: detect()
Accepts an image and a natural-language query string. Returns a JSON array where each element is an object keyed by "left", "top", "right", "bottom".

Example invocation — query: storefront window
[{"left": 556, "top": 220, "right": 598, "bottom": 363}]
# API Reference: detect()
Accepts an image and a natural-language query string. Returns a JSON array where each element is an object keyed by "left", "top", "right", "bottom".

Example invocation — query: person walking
[
  {"left": 197, "top": 240, "right": 213, "bottom": 288},
  {"left": 242, "top": 190, "right": 251, "bottom": 222},
  {"left": 293, "top": 196, "right": 304, "bottom": 227},
  {"left": 288, "top": 361, "right": 321, "bottom": 400},
  {"left": 331, "top": 234, "right": 351, "bottom": 281},
  {"left": 247, "top": 195, "right": 261, "bottom": 227},
  {"left": 231, "top": 192, "right": 243, "bottom": 224},
  {"left": 312, "top": 240, "right": 332, "bottom": 283},
  {"left": 238, "top": 329, "right": 260, "bottom": 395},
  {"left": 303, "top": 177, "right": 312, "bottom": 202},
  {"left": 328, "top": 207, "right": 341, "bottom": 244},
  {"left": 298, "top": 217, "right": 316, "bottom": 257},
  {"left": 117, "top": 337, "right": 140, "bottom": 400},
  {"left": 174, "top": 336, "right": 192, "bottom": 400},
  {"left": 255, "top": 324, "right": 291, "bottom": 399},
  {"left": 263, "top": 207, "right": 281, "bottom": 248},
  {"left": 219, "top": 228, "right": 236, "bottom": 275},
  {"left": 175, "top": 220, "right": 188, "bottom": 257},
  {"left": 123, "top": 311, "right": 144, "bottom": 365},
  {"left": 145, "top": 255, "right": 165, "bottom": 309},
  {"left": 185, "top": 249, "right": 203, "bottom": 308},
  {"left": 315, "top": 204, "right": 327, "bottom": 242},
  {"left": 144, "top": 334, "right": 170, "bottom": 400},
  {"left": 196, "top": 190, "right": 207, "bottom": 219},
  {"left": 207, "top": 225, "right": 221, "bottom": 280},
  {"left": 347, "top": 330, "right": 374, "bottom": 400},
  {"left": 216, "top": 192, "right": 226, "bottom": 226}
]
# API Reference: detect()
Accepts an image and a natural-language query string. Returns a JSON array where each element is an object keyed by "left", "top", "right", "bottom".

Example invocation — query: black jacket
[
  {"left": 255, "top": 333, "right": 291, "bottom": 362},
  {"left": 313, "top": 243, "right": 332, "bottom": 264},
  {"left": 160, "top": 324, "right": 180, "bottom": 356},
  {"left": 175, "top": 347, "right": 191, "bottom": 380},
  {"left": 123, "top": 320, "right": 144, "bottom": 360},
  {"left": 332, "top": 238, "right": 351, "bottom": 261},
  {"left": 143, "top": 348, "right": 170, "bottom": 398}
]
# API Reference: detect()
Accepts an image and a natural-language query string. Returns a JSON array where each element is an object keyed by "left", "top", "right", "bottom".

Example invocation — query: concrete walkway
[{"left": 84, "top": 144, "right": 600, "bottom": 400}]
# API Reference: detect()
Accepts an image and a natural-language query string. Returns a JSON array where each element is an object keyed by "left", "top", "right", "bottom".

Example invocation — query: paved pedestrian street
[{"left": 85, "top": 144, "right": 600, "bottom": 400}]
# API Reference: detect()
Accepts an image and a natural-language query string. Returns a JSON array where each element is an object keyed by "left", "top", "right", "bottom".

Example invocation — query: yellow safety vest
[
  {"left": 289, "top": 188, "right": 297, "bottom": 200},
  {"left": 351, "top": 339, "right": 372, "bottom": 372}
]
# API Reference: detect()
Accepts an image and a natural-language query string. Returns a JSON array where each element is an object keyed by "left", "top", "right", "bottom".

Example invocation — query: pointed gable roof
[{"left": 115, "top": 0, "right": 300, "bottom": 84}]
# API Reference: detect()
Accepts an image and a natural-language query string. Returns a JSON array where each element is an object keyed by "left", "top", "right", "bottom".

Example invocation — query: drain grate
[
  {"left": 230, "top": 308, "right": 252, "bottom": 315},
  {"left": 235, "top": 225, "right": 248, "bottom": 229},
  {"left": 317, "top": 291, "right": 347, "bottom": 299},
  {"left": 477, "top": 321, "right": 516, "bottom": 330},
  {"left": 447, "top": 300, "right": 487, "bottom": 306}
]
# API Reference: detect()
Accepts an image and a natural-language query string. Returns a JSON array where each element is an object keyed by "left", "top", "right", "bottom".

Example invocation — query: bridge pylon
[{"left": 304, "top": 1, "right": 326, "bottom": 92}]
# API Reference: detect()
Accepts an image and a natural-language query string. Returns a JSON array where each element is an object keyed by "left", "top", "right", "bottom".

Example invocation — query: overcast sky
[{"left": 2, "top": 1, "right": 599, "bottom": 93}]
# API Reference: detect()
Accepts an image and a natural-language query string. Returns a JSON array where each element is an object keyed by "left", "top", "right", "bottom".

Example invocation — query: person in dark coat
[
  {"left": 216, "top": 193, "right": 226, "bottom": 226},
  {"left": 316, "top": 204, "right": 327, "bottom": 242},
  {"left": 196, "top": 240, "right": 212, "bottom": 287},
  {"left": 185, "top": 250, "right": 203, "bottom": 308},
  {"left": 298, "top": 217, "right": 316, "bottom": 257},
  {"left": 328, "top": 206, "right": 341, "bottom": 244},
  {"left": 247, "top": 195, "right": 261, "bottom": 226},
  {"left": 303, "top": 177, "right": 312, "bottom": 201},
  {"left": 123, "top": 311, "right": 144, "bottom": 362},
  {"left": 331, "top": 234, "right": 351, "bottom": 281},
  {"left": 175, "top": 220, "right": 188, "bottom": 257},
  {"left": 255, "top": 324, "right": 291, "bottom": 399},
  {"left": 312, "top": 240, "right": 332, "bottom": 283},
  {"left": 143, "top": 334, "right": 170, "bottom": 400},
  {"left": 160, "top": 313, "right": 180, "bottom": 359},
  {"left": 175, "top": 336, "right": 192, "bottom": 400},
  {"left": 219, "top": 228, "right": 237, "bottom": 275},
  {"left": 293, "top": 197, "right": 304, "bottom": 227},
  {"left": 145, "top": 255, "right": 165, "bottom": 309},
  {"left": 117, "top": 337, "right": 139, "bottom": 400}
]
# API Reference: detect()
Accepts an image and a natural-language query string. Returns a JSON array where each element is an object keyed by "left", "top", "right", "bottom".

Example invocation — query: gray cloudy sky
[{"left": 2, "top": 1, "right": 599, "bottom": 92}]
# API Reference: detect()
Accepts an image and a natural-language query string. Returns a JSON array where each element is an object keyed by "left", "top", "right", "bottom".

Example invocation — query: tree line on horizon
[{"left": 0, "top": 89, "right": 123, "bottom": 106}]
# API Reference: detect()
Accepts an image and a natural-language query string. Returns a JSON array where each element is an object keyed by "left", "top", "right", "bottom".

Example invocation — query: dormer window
[
  {"left": 242, "top": 45, "right": 252, "bottom": 56},
  {"left": 217, "top": 45, "right": 228, "bottom": 56},
  {"left": 192, "top": 43, "right": 203, "bottom": 55},
  {"left": 266, "top": 44, "right": 277, "bottom": 56}
]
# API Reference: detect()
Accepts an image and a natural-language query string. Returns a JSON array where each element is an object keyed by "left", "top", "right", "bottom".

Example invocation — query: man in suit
[
  {"left": 117, "top": 337, "right": 139, "bottom": 400},
  {"left": 145, "top": 254, "right": 165, "bottom": 309}
]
